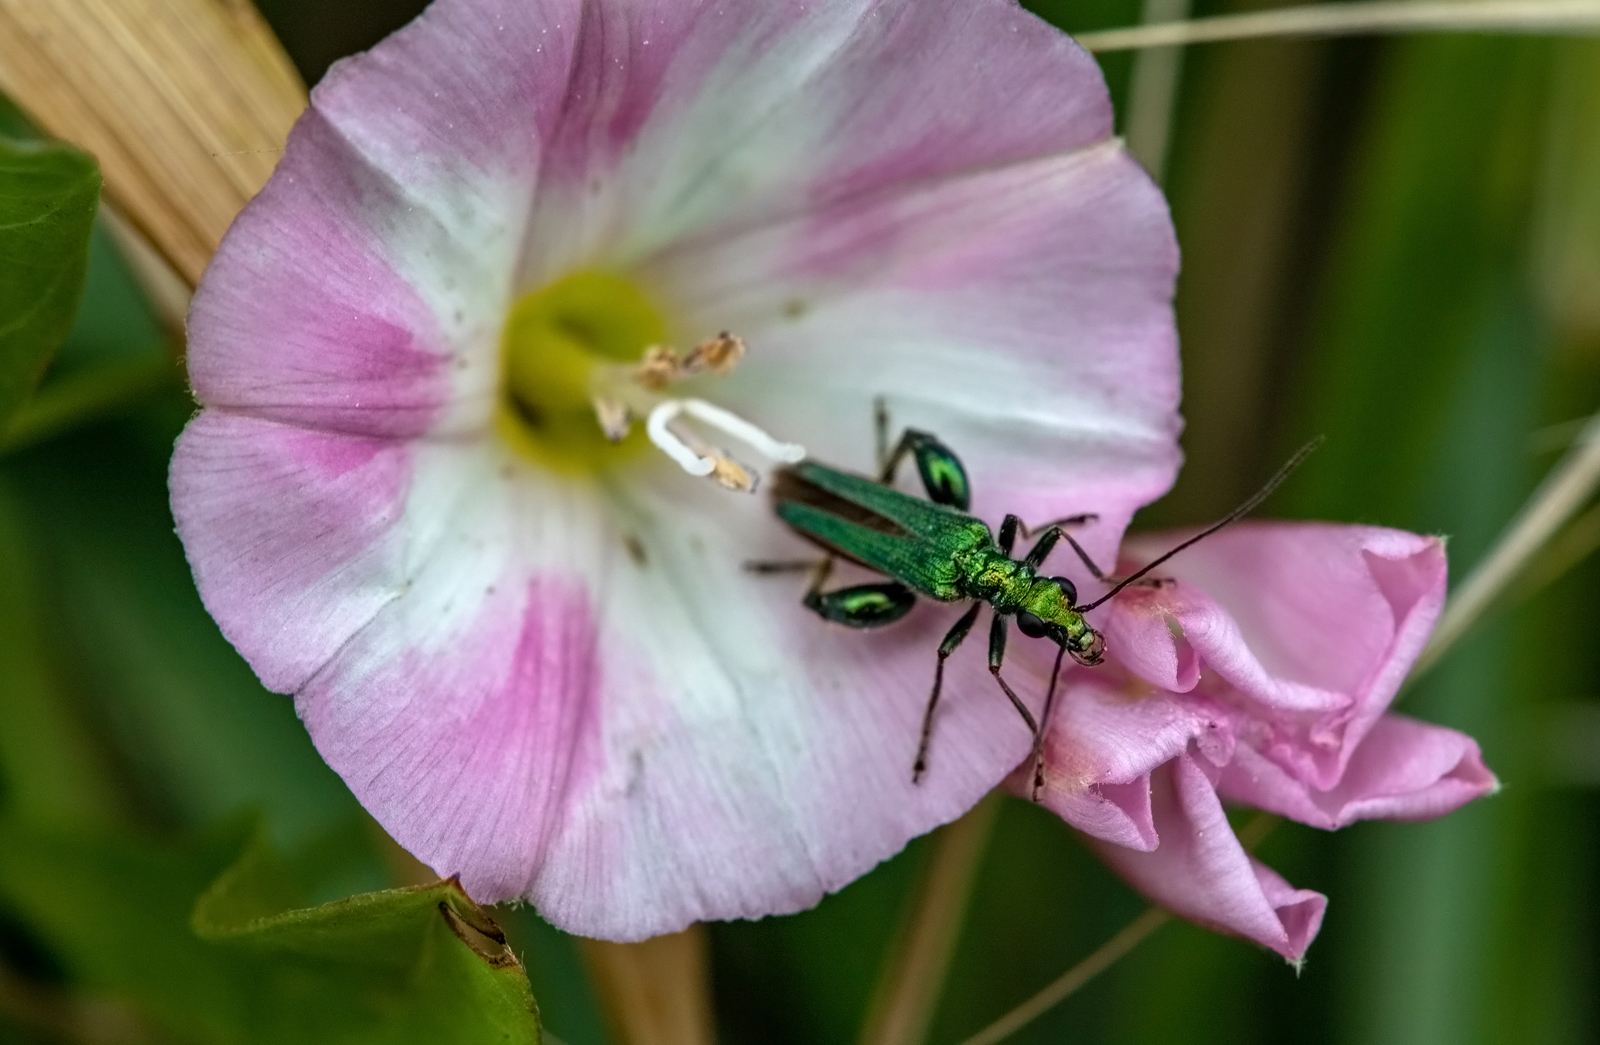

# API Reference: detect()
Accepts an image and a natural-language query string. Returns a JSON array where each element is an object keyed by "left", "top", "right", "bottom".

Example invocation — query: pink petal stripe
[
  {"left": 299, "top": 576, "right": 601, "bottom": 901},
  {"left": 170, "top": 413, "right": 412, "bottom": 693},
  {"left": 1088, "top": 751, "right": 1327, "bottom": 960},
  {"left": 187, "top": 113, "right": 455, "bottom": 439},
  {"left": 525, "top": 0, "right": 1122, "bottom": 275}
]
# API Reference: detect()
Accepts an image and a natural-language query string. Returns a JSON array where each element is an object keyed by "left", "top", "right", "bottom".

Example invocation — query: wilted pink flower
[
  {"left": 1015, "top": 522, "right": 1497, "bottom": 960},
  {"left": 169, "top": 0, "right": 1184, "bottom": 938}
]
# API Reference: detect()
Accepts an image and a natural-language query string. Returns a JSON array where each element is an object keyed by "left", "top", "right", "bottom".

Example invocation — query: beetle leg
[
  {"left": 875, "top": 396, "right": 891, "bottom": 474},
  {"left": 1061, "top": 533, "right": 1109, "bottom": 581},
  {"left": 987, "top": 610, "right": 1041, "bottom": 755},
  {"left": 742, "top": 558, "right": 823, "bottom": 573},
  {"left": 1029, "top": 644, "right": 1068, "bottom": 801},
  {"left": 876, "top": 428, "right": 972, "bottom": 510},
  {"left": 1022, "top": 526, "right": 1064, "bottom": 570},
  {"left": 914, "top": 601, "right": 983, "bottom": 783},
  {"left": 1020, "top": 512, "right": 1099, "bottom": 537},
  {"left": 999, "top": 514, "right": 1022, "bottom": 555}
]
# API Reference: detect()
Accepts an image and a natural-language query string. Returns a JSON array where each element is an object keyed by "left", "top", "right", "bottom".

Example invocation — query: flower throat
[{"left": 498, "top": 270, "right": 802, "bottom": 488}]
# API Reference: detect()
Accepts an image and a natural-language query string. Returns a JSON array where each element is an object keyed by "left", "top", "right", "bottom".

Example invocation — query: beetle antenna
[{"left": 1081, "top": 436, "right": 1324, "bottom": 612}]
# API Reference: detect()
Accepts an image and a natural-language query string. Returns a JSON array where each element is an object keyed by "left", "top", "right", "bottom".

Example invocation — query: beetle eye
[
  {"left": 1016, "top": 611, "right": 1048, "bottom": 638},
  {"left": 1049, "top": 575, "right": 1078, "bottom": 605}
]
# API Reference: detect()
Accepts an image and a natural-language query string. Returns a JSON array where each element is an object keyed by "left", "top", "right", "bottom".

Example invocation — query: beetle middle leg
[{"left": 796, "top": 556, "right": 918, "bottom": 629}]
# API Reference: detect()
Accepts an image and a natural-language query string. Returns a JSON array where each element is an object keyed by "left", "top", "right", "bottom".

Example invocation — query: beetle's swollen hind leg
[
  {"left": 872, "top": 409, "right": 972, "bottom": 511},
  {"left": 914, "top": 601, "right": 983, "bottom": 783},
  {"left": 987, "top": 611, "right": 1041, "bottom": 757}
]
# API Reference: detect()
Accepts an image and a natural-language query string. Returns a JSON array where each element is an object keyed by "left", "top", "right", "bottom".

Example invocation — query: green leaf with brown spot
[{"left": 0, "top": 819, "right": 541, "bottom": 1044}]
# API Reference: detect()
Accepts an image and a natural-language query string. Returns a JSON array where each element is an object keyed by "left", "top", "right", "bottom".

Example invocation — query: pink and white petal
[
  {"left": 522, "top": 0, "right": 1119, "bottom": 278},
  {"left": 643, "top": 139, "right": 1180, "bottom": 577},
  {"left": 290, "top": 436, "right": 624, "bottom": 904},
  {"left": 188, "top": 0, "right": 575, "bottom": 436},
  {"left": 1087, "top": 752, "right": 1326, "bottom": 961},
  {"left": 169, "top": 413, "right": 415, "bottom": 693},
  {"left": 1015, "top": 678, "right": 1233, "bottom": 850},
  {"left": 1112, "top": 523, "right": 1447, "bottom": 789},
  {"left": 529, "top": 466, "right": 1042, "bottom": 938},
  {"left": 258, "top": 434, "right": 1044, "bottom": 938},
  {"left": 1219, "top": 713, "right": 1498, "bottom": 829}
]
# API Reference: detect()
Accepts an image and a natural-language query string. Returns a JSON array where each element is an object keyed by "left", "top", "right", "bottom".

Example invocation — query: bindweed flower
[
  {"left": 169, "top": 0, "right": 1183, "bottom": 938},
  {"left": 1014, "top": 522, "right": 1497, "bottom": 960}
]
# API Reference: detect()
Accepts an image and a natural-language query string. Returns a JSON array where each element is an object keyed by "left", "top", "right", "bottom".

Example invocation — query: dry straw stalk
[{"left": 0, "top": 0, "right": 306, "bottom": 286}]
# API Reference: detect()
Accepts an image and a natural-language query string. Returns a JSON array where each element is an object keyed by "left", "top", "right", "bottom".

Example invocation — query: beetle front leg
[
  {"left": 987, "top": 611, "right": 1040, "bottom": 753},
  {"left": 914, "top": 601, "right": 983, "bottom": 783},
  {"left": 999, "top": 514, "right": 1021, "bottom": 555}
]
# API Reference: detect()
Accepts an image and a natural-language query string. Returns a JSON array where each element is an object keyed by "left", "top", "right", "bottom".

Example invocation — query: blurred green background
[{"left": 2, "top": 1, "right": 1597, "bottom": 1042}]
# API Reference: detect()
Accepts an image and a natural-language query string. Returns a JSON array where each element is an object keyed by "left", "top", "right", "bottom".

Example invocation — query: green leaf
[
  {"left": 0, "top": 819, "right": 541, "bottom": 1044},
  {"left": 0, "top": 138, "right": 100, "bottom": 433},
  {"left": 194, "top": 832, "right": 541, "bottom": 1044}
]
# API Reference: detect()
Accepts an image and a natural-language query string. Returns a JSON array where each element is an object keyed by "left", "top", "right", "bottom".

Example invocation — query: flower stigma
[{"left": 497, "top": 270, "right": 802, "bottom": 491}]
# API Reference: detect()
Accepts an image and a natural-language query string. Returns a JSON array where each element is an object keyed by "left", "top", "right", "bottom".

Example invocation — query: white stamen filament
[
  {"left": 646, "top": 398, "right": 807, "bottom": 482},
  {"left": 678, "top": 399, "right": 807, "bottom": 463},
  {"left": 647, "top": 401, "right": 716, "bottom": 476}
]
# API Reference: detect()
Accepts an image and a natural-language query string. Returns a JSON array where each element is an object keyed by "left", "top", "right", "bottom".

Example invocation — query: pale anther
[
  {"left": 592, "top": 396, "right": 632, "bottom": 442},
  {"left": 682, "top": 331, "right": 745, "bottom": 376},
  {"left": 632, "top": 332, "right": 747, "bottom": 388},
  {"left": 709, "top": 455, "right": 757, "bottom": 493}
]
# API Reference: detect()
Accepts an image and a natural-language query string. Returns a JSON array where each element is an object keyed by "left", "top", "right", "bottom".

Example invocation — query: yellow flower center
[{"left": 497, "top": 270, "right": 667, "bottom": 472}]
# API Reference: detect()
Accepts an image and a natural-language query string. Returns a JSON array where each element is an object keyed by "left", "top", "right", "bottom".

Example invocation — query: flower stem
[
  {"left": 1412, "top": 406, "right": 1600, "bottom": 678},
  {"left": 858, "top": 791, "right": 1004, "bottom": 1045},
  {"left": 1077, "top": 0, "right": 1600, "bottom": 51},
  {"left": 577, "top": 928, "right": 716, "bottom": 1045},
  {"left": 955, "top": 908, "right": 1171, "bottom": 1045},
  {"left": 956, "top": 812, "right": 1279, "bottom": 1045},
  {"left": 1122, "top": 0, "right": 1193, "bottom": 182}
]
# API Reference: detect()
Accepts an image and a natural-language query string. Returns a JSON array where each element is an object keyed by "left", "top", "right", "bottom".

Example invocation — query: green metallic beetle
[{"left": 757, "top": 404, "right": 1317, "bottom": 796}]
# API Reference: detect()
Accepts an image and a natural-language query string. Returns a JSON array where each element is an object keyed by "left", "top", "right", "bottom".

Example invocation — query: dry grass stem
[
  {"left": 1414, "top": 407, "right": 1600, "bottom": 677},
  {"left": 955, "top": 908, "right": 1171, "bottom": 1045},
  {"left": 1078, "top": 0, "right": 1600, "bottom": 51},
  {"left": 957, "top": 813, "right": 1278, "bottom": 1045},
  {"left": 100, "top": 204, "right": 193, "bottom": 347},
  {"left": 1123, "top": 0, "right": 1193, "bottom": 180},
  {"left": 578, "top": 927, "right": 717, "bottom": 1045},
  {"left": 859, "top": 792, "right": 1003, "bottom": 1045},
  {"left": 0, "top": 0, "right": 306, "bottom": 285}
]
